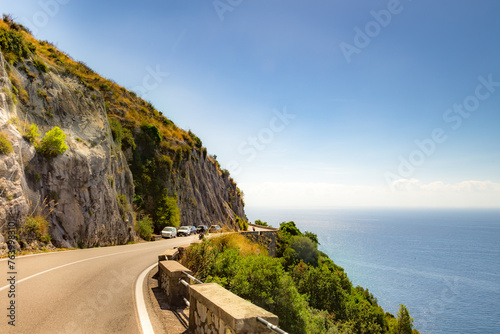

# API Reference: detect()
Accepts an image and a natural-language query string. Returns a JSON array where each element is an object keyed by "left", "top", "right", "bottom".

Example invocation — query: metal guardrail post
[
  {"left": 180, "top": 279, "right": 190, "bottom": 287},
  {"left": 257, "top": 317, "right": 288, "bottom": 334},
  {"left": 182, "top": 271, "right": 204, "bottom": 284}
]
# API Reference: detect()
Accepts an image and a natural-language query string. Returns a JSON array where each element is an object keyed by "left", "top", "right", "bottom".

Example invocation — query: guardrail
[
  {"left": 179, "top": 271, "right": 204, "bottom": 307},
  {"left": 257, "top": 317, "right": 289, "bottom": 334},
  {"left": 179, "top": 271, "right": 288, "bottom": 334}
]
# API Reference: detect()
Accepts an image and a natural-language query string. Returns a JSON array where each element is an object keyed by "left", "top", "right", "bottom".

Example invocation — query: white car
[
  {"left": 177, "top": 226, "right": 191, "bottom": 236},
  {"left": 161, "top": 226, "right": 177, "bottom": 238}
]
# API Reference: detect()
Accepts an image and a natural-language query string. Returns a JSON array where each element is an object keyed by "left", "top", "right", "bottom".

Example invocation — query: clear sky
[{"left": 3, "top": 0, "right": 500, "bottom": 209}]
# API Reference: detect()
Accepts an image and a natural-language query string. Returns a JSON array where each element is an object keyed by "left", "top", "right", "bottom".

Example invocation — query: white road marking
[
  {"left": 0, "top": 243, "right": 169, "bottom": 291},
  {"left": 135, "top": 263, "right": 157, "bottom": 334}
]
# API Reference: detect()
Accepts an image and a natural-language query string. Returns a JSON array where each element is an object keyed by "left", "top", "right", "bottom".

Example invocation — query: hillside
[{"left": 0, "top": 16, "right": 246, "bottom": 251}]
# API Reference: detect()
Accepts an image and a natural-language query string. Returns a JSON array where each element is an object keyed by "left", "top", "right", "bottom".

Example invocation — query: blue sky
[{"left": 4, "top": 0, "right": 500, "bottom": 208}]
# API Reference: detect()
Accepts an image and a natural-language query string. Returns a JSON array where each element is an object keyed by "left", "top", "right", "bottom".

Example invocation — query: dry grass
[{"left": 210, "top": 233, "right": 268, "bottom": 257}]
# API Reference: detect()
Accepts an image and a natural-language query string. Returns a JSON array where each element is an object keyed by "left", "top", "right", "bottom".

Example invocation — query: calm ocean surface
[{"left": 246, "top": 208, "right": 500, "bottom": 334}]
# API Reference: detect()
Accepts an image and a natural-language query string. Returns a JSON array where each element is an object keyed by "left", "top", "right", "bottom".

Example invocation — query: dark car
[{"left": 196, "top": 225, "right": 207, "bottom": 234}]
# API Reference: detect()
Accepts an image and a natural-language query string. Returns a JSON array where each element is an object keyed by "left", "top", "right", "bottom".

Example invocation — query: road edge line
[{"left": 135, "top": 262, "right": 157, "bottom": 334}]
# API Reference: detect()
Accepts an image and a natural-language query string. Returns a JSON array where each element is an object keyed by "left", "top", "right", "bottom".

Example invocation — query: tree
[
  {"left": 155, "top": 192, "right": 180, "bottom": 231},
  {"left": 304, "top": 231, "right": 319, "bottom": 245},
  {"left": 255, "top": 219, "right": 269, "bottom": 227},
  {"left": 37, "top": 126, "right": 67, "bottom": 157},
  {"left": 391, "top": 304, "right": 417, "bottom": 334},
  {"left": 290, "top": 235, "right": 319, "bottom": 267},
  {"left": 280, "top": 221, "right": 301, "bottom": 236}
]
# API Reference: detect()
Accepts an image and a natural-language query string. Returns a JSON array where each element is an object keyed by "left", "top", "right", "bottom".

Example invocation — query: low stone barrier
[
  {"left": 189, "top": 283, "right": 278, "bottom": 334},
  {"left": 240, "top": 230, "right": 277, "bottom": 257},
  {"left": 158, "top": 260, "right": 192, "bottom": 307},
  {"left": 158, "top": 248, "right": 179, "bottom": 262}
]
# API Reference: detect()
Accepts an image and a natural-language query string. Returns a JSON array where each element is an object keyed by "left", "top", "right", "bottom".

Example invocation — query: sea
[{"left": 246, "top": 208, "right": 500, "bottom": 334}]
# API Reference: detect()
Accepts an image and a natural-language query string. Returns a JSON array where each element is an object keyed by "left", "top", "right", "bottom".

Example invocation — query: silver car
[
  {"left": 161, "top": 226, "right": 177, "bottom": 238},
  {"left": 177, "top": 226, "right": 191, "bottom": 236}
]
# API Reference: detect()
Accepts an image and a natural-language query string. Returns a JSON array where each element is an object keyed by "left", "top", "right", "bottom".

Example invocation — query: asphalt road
[{"left": 0, "top": 235, "right": 199, "bottom": 334}]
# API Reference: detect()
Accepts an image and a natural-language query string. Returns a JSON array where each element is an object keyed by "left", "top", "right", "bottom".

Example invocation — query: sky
[{"left": 3, "top": 0, "right": 500, "bottom": 209}]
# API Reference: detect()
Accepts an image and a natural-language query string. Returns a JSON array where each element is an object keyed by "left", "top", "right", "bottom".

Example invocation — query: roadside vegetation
[{"left": 182, "top": 223, "right": 420, "bottom": 334}]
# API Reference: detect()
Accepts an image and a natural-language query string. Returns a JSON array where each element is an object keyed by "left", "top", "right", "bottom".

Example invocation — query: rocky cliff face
[
  {"left": 173, "top": 149, "right": 246, "bottom": 228},
  {"left": 0, "top": 51, "right": 135, "bottom": 249},
  {"left": 0, "top": 21, "right": 246, "bottom": 253}
]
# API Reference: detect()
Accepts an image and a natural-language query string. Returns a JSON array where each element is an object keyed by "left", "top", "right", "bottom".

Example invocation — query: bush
[
  {"left": 23, "top": 123, "right": 40, "bottom": 145},
  {"left": 235, "top": 216, "right": 248, "bottom": 231},
  {"left": 138, "top": 215, "right": 154, "bottom": 241},
  {"left": 0, "top": 132, "right": 14, "bottom": 154},
  {"left": 121, "top": 127, "right": 136, "bottom": 150},
  {"left": 33, "top": 59, "right": 48, "bottom": 73},
  {"left": 23, "top": 216, "right": 50, "bottom": 242},
  {"left": 0, "top": 26, "right": 30, "bottom": 62},
  {"left": 255, "top": 219, "right": 270, "bottom": 227},
  {"left": 37, "top": 126, "right": 68, "bottom": 157},
  {"left": 155, "top": 192, "right": 180, "bottom": 231},
  {"left": 109, "top": 118, "right": 123, "bottom": 147}
]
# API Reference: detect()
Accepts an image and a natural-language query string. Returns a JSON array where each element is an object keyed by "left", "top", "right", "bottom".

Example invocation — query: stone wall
[
  {"left": 158, "top": 260, "right": 192, "bottom": 307},
  {"left": 189, "top": 283, "right": 278, "bottom": 334},
  {"left": 157, "top": 248, "right": 283, "bottom": 333},
  {"left": 240, "top": 226, "right": 278, "bottom": 257}
]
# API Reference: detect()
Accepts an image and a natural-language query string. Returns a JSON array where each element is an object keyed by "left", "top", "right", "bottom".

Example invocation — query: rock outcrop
[{"left": 0, "top": 51, "right": 135, "bottom": 249}]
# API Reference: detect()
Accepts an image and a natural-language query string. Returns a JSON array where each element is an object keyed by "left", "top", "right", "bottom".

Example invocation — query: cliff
[{"left": 0, "top": 17, "right": 246, "bottom": 252}]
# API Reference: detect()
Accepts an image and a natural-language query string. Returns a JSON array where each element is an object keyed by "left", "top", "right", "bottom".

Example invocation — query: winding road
[{"left": 0, "top": 235, "right": 198, "bottom": 334}]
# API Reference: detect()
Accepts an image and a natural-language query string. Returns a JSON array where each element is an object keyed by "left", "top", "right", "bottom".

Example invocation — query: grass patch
[{"left": 0, "top": 132, "right": 14, "bottom": 154}]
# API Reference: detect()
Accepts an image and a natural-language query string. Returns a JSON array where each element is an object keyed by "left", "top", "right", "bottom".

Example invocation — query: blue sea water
[{"left": 246, "top": 208, "right": 500, "bottom": 334}]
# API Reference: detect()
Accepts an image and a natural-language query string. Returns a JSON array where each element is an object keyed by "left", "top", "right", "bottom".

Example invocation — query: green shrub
[
  {"left": 155, "top": 192, "right": 180, "bottom": 231},
  {"left": 23, "top": 123, "right": 40, "bottom": 145},
  {"left": 0, "top": 132, "right": 14, "bottom": 154},
  {"left": 138, "top": 215, "right": 154, "bottom": 241},
  {"left": 235, "top": 216, "right": 248, "bottom": 231},
  {"left": 37, "top": 126, "right": 67, "bottom": 157},
  {"left": 23, "top": 216, "right": 51, "bottom": 242},
  {"left": 0, "top": 26, "right": 30, "bottom": 62},
  {"left": 33, "top": 59, "right": 48, "bottom": 73},
  {"left": 108, "top": 117, "right": 123, "bottom": 147},
  {"left": 255, "top": 219, "right": 270, "bottom": 227},
  {"left": 121, "top": 127, "right": 136, "bottom": 150},
  {"left": 158, "top": 154, "right": 173, "bottom": 171},
  {"left": 37, "top": 88, "right": 48, "bottom": 99}
]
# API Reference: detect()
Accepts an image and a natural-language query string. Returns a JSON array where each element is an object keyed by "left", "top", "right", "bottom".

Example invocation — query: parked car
[
  {"left": 177, "top": 226, "right": 191, "bottom": 236},
  {"left": 161, "top": 226, "right": 177, "bottom": 238},
  {"left": 188, "top": 226, "right": 197, "bottom": 234},
  {"left": 208, "top": 225, "right": 221, "bottom": 233},
  {"left": 196, "top": 225, "right": 208, "bottom": 234}
]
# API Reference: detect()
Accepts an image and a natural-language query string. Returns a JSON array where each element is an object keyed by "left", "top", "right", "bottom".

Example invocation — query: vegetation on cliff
[{"left": 183, "top": 225, "right": 420, "bottom": 334}]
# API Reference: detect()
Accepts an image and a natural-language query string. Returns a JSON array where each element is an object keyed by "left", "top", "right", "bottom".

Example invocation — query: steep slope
[{"left": 0, "top": 17, "right": 246, "bottom": 251}]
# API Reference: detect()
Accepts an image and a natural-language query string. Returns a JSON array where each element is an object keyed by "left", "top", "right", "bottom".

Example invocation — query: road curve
[{"left": 0, "top": 235, "right": 198, "bottom": 334}]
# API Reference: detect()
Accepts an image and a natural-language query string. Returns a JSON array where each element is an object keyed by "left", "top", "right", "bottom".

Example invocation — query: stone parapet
[
  {"left": 239, "top": 230, "right": 277, "bottom": 257},
  {"left": 158, "top": 260, "right": 192, "bottom": 307},
  {"left": 158, "top": 248, "right": 179, "bottom": 262},
  {"left": 189, "top": 283, "right": 278, "bottom": 334}
]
